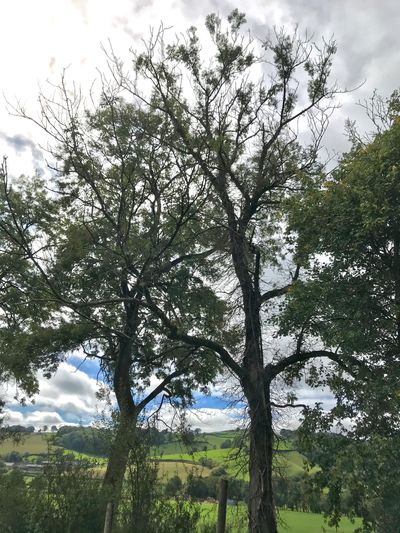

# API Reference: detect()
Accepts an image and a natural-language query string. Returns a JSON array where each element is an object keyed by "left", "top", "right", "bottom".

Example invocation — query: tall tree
[
  {"left": 0, "top": 91, "right": 228, "bottom": 507},
  {"left": 112, "top": 11, "right": 343, "bottom": 533},
  {"left": 284, "top": 91, "right": 400, "bottom": 437},
  {"left": 281, "top": 92, "right": 400, "bottom": 531}
]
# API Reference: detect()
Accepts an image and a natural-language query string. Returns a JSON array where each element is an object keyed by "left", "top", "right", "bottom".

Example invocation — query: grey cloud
[
  {"left": 153, "top": 404, "right": 242, "bottom": 432},
  {"left": 130, "top": 0, "right": 155, "bottom": 15},
  {"left": 112, "top": 16, "right": 142, "bottom": 41},
  {"left": 274, "top": 0, "right": 400, "bottom": 92},
  {"left": 175, "top": 0, "right": 237, "bottom": 26},
  {"left": 0, "top": 132, "right": 43, "bottom": 164},
  {"left": 242, "top": 1, "right": 400, "bottom": 155},
  {"left": 51, "top": 374, "right": 92, "bottom": 397},
  {"left": 3, "top": 362, "right": 112, "bottom": 426},
  {"left": 4, "top": 409, "right": 66, "bottom": 429}
]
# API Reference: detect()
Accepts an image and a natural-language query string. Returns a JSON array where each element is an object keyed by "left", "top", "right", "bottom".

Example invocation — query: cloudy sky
[{"left": 0, "top": 0, "right": 399, "bottom": 431}]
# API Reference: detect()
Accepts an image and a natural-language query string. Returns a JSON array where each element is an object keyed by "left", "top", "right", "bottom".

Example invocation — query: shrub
[
  {"left": 211, "top": 466, "right": 228, "bottom": 477},
  {"left": 198, "top": 456, "right": 215, "bottom": 468},
  {"left": 117, "top": 439, "right": 200, "bottom": 533},
  {"left": 165, "top": 474, "right": 183, "bottom": 497},
  {"left": 0, "top": 469, "right": 30, "bottom": 533},
  {"left": 28, "top": 451, "right": 104, "bottom": 533}
]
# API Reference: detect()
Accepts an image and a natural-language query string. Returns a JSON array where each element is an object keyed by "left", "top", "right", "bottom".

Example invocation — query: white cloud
[
  {"left": 1, "top": 0, "right": 399, "bottom": 177},
  {"left": 150, "top": 404, "right": 244, "bottom": 433},
  {"left": 3, "top": 409, "right": 67, "bottom": 428},
  {"left": 2, "top": 361, "right": 113, "bottom": 429},
  {"left": 185, "top": 407, "right": 244, "bottom": 433}
]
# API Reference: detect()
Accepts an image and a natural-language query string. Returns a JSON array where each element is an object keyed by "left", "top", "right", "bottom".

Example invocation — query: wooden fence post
[
  {"left": 216, "top": 478, "right": 228, "bottom": 533},
  {"left": 103, "top": 501, "right": 113, "bottom": 533}
]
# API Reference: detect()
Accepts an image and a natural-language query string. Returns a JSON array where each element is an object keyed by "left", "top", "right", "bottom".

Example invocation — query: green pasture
[
  {"left": 0, "top": 433, "right": 57, "bottom": 456},
  {"left": 161, "top": 446, "right": 233, "bottom": 463},
  {"left": 157, "top": 460, "right": 212, "bottom": 481},
  {"left": 198, "top": 503, "right": 361, "bottom": 533},
  {"left": 0, "top": 430, "right": 309, "bottom": 482},
  {"left": 160, "top": 446, "right": 306, "bottom": 479},
  {"left": 75, "top": 459, "right": 210, "bottom": 482},
  {"left": 153, "top": 430, "right": 243, "bottom": 456}
]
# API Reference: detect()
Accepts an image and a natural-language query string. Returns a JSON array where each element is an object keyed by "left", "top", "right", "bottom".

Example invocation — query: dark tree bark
[
  {"left": 243, "top": 372, "right": 277, "bottom": 533},
  {"left": 235, "top": 232, "right": 277, "bottom": 533},
  {"left": 102, "top": 307, "right": 139, "bottom": 505}
]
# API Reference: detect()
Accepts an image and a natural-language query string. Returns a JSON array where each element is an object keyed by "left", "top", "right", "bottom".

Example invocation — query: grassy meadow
[
  {"left": 0, "top": 429, "right": 309, "bottom": 480},
  {"left": 0, "top": 433, "right": 57, "bottom": 455},
  {"left": 158, "top": 445, "right": 307, "bottom": 479},
  {"left": 198, "top": 504, "right": 361, "bottom": 533}
]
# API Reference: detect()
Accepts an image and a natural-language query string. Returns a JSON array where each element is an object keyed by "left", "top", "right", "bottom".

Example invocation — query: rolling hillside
[{"left": 0, "top": 429, "right": 307, "bottom": 481}]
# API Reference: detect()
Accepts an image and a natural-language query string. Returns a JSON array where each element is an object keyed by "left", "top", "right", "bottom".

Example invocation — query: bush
[
  {"left": 0, "top": 449, "right": 104, "bottom": 533},
  {"left": 28, "top": 451, "right": 105, "bottom": 533},
  {"left": 55, "top": 427, "right": 110, "bottom": 455},
  {"left": 154, "top": 498, "right": 200, "bottom": 533},
  {"left": 2, "top": 451, "right": 23, "bottom": 463},
  {"left": 117, "top": 438, "right": 200, "bottom": 533},
  {"left": 211, "top": 466, "right": 228, "bottom": 477},
  {"left": 0, "top": 469, "right": 30, "bottom": 533},
  {"left": 186, "top": 474, "right": 210, "bottom": 499},
  {"left": 198, "top": 456, "right": 215, "bottom": 468},
  {"left": 165, "top": 474, "right": 183, "bottom": 496},
  {"left": 220, "top": 439, "right": 232, "bottom": 449}
]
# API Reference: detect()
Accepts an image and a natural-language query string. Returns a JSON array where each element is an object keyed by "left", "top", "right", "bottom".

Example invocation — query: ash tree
[
  {"left": 0, "top": 87, "right": 232, "bottom": 507},
  {"left": 110, "top": 10, "right": 345, "bottom": 533}
]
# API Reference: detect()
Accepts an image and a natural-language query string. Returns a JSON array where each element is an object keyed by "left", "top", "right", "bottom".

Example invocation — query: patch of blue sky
[
  {"left": 192, "top": 394, "right": 236, "bottom": 409},
  {"left": 67, "top": 354, "right": 104, "bottom": 381}
]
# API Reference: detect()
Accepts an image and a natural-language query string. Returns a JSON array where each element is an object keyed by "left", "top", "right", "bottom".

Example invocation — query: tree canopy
[
  {"left": 0, "top": 94, "right": 230, "bottom": 503},
  {"left": 109, "top": 10, "right": 340, "bottom": 533},
  {"left": 283, "top": 92, "right": 400, "bottom": 437}
]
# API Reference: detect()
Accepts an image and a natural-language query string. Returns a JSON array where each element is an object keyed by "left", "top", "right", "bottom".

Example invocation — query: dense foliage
[
  {"left": 55, "top": 427, "right": 110, "bottom": 456},
  {"left": 0, "top": 447, "right": 201, "bottom": 533},
  {"left": 282, "top": 92, "right": 400, "bottom": 532}
]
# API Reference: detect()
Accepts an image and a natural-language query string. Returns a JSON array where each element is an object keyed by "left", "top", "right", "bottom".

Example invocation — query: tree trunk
[
  {"left": 243, "top": 372, "right": 277, "bottom": 533},
  {"left": 102, "top": 298, "right": 139, "bottom": 504},
  {"left": 102, "top": 408, "right": 138, "bottom": 506}
]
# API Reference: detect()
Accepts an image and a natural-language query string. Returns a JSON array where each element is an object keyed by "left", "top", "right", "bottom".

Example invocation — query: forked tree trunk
[{"left": 243, "top": 370, "right": 277, "bottom": 533}]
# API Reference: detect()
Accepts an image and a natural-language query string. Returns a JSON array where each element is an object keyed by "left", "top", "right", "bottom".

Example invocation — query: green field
[
  {"left": 198, "top": 504, "right": 360, "bottom": 533},
  {"left": 0, "top": 430, "right": 308, "bottom": 480},
  {"left": 157, "top": 460, "right": 212, "bottom": 481},
  {"left": 279, "top": 510, "right": 360, "bottom": 533},
  {"left": 152, "top": 430, "right": 241, "bottom": 456},
  {"left": 159, "top": 445, "right": 306, "bottom": 479},
  {"left": 0, "top": 433, "right": 57, "bottom": 455}
]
